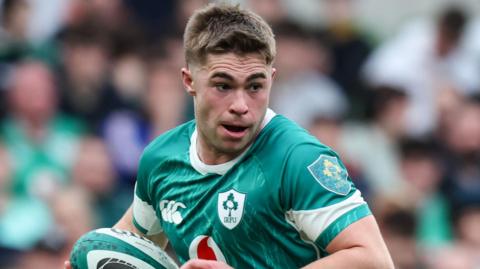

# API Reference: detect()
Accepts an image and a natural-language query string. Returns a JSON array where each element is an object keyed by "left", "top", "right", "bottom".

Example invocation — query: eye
[
  {"left": 248, "top": 83, "right": 263, "bottom": 92},
  {"left": 215, "top": 83, "right": 231, "bottom": 91}
]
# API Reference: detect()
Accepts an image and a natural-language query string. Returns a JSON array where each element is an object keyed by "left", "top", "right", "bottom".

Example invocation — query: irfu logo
[
  {"left": 222, "top": 193, "right": 239, "bottom": 224},
  {"left": 217, "top": 189, "right": 246, "bottom": 230}
]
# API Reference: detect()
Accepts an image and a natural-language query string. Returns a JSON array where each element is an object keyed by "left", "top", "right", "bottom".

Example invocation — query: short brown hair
[{"left": 183, "top": 3, "right": 276, "bottom": 67}]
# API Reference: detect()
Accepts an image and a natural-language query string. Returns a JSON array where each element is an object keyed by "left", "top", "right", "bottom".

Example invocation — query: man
[{"left": 68, "top": 3, "right": 393, "bottom": 268}]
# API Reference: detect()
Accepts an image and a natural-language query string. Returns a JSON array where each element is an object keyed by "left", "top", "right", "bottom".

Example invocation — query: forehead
[{"left": 198, "top": 53, "right": 270, "bottom": 79}]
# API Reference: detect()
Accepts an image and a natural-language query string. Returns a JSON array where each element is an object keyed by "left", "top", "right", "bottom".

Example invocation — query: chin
[{"left": 219, "top": 140, "right": 250, "bottom": 155}]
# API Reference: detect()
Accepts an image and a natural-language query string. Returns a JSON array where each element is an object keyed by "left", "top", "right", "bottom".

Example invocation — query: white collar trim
[{"left": 189, "top": 108, "right": 276, "bottom": 175}]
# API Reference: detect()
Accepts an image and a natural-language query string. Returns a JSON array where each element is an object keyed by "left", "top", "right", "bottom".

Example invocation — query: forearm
[
  {"left": 302, "top": 246, "right": 394, "bottom": 269},
  {"left": 114, "top": 205, "right": 169, "bottom": 249},
  {"left": 114, "top": 205, "right": 139, "bottom": 231}
]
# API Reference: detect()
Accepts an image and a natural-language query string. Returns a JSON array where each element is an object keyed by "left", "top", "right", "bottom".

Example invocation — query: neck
[
  {"left": 194, "top": 109, "right": 274, "bottom": 165},
  {"left": 196, "top": 136, "right": 243, "bottom": 165}
]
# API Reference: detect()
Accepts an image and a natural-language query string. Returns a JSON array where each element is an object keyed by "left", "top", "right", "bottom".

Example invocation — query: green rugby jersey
[{"left": 133, "top": 110, "right": 371, "bottom": 268}]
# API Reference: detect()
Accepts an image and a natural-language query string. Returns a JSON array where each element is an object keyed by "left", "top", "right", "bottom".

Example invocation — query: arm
[
  {"left": 282, "top": 144, "right": 393, "bottom": 269},
  {"left": 115, "top": 204, "right": 169, "bottom": 250},
  {"left": 114, "top": 204, "right": 141, "bottom": 231},
  {"left": 302, "top": 216, "right": 394, "bottom": 269}
]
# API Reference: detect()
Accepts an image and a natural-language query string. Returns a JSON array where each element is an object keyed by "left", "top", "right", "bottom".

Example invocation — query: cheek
[
  {"left": 251, "top": 91, "right": 270, "bottom": 110},
  {"left": 195, "top": 92, "right": 220, "bottom": 121}
]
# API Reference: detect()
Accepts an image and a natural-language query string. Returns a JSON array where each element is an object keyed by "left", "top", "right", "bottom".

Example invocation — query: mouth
[
  {"left": 221, "top": 124, "right": 249, "bottom": 138},
  {"left": 222, "top": 124, "right": 248, "bottom": 132}
]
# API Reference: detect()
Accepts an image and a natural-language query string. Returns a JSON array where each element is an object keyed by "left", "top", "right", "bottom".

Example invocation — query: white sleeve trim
[
  {"left": 285, "top": 190, "right": 366, "bottom": 241},
  {"left": 133, "top": 190, "right": 163, "bottom": 235}
]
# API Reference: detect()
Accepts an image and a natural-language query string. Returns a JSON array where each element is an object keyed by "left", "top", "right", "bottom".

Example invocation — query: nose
[{"left": 229, "top": 90, "right": 249, "bottom": 115}]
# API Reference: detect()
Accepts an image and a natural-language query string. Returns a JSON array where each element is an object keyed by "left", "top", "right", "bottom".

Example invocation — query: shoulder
[
  {"left": 251, "top": 115, "right": 337, "bottom": 183},
  {"left": 256, "top": 115, "right": 365, "bottom": 209},
  {"left": 256, "top": 114, "right": 352, "bottom": 186},
  {"left": 139, "top": 120, "right": 194, "bottom": 172},
  {"left": 254, "top": 115, "right": 330, "bottom": 162}
]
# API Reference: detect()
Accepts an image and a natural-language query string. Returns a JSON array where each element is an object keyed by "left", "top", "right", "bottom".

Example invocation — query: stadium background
[{"left": 0, "top": 0, "right": 479, "bottom": 268}]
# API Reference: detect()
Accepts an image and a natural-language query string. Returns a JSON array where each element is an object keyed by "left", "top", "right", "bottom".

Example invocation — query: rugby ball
[{"left": 70, "top": 228, "right": 178, "bottom": 269}]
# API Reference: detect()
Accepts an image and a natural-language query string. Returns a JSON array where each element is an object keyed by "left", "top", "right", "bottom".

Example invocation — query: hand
[
  {"left": 180, "top": 259, "right": 234, "bottom": 269},
  {"left": 64, "top": 261, "right": 72, "bottom": 269}
]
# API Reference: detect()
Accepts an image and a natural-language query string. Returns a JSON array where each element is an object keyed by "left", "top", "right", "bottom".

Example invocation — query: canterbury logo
[{"left": 159, "top": 200, "right": 186, "bottom": 225}]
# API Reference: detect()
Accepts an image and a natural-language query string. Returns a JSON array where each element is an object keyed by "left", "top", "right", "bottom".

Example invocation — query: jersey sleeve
[
  {"left": 282, "top": 143, "right": 371, "bottom": 252},
  {"left": 132, "top": 149, "right": 163, "bottom": 236}
]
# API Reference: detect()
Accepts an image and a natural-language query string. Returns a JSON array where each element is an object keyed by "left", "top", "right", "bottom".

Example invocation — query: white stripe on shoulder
[
  {"left": 285, "top": 190, "right": 365, "bottom": 242},
  {"left": 133, "top": 191, "right": 163, "bottom": 235}
]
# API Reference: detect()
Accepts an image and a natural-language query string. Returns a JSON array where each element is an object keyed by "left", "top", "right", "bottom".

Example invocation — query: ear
[
  {"left": 271, "top": 67, "right": 277, "bottom": 81},
  {"left": 182, "top": 67, "right": 196, "bottom": 96}
]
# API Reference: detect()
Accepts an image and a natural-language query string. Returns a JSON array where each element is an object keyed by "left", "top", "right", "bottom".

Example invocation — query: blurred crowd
[{"left": 0, "top": 0, "right": 479, "bottom": 268}]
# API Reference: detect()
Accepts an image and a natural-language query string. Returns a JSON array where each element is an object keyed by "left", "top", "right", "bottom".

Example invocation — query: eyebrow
[
  {"left": 210, "top": 72, "right": 234, "bottom": 81},
  {"left": 246, "top": 73, "right": 267, "bottom": 82},
  {"left": 209, "top": 72, "right": 267, "bottom": 82}
]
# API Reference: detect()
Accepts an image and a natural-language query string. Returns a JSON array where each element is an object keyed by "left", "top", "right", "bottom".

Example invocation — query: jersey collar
[{"left": 189, "top": 108, "right": 276, "bottom": 175}]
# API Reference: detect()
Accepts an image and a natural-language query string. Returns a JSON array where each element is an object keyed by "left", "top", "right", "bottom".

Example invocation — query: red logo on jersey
[{"left": 188, "top": 235, "right": 226, "bottom": 262}]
